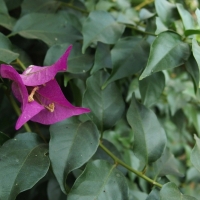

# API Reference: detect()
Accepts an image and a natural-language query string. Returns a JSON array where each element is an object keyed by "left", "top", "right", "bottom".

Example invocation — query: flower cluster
[{"left": 0, "top": 46, "right": 90, "bottom": 129}]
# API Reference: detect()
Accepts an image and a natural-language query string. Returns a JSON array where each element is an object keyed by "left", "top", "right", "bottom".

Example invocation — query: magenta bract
[
  {"left": 20, "top": 45, "right": 72, "bottom": 86},
  {"left": 0, "top": 46, "right": 90, "bottom": 130}
]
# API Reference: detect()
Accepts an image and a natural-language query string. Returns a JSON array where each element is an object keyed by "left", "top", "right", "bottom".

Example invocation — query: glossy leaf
[
  {"left": 155, "top": 17, "right": 168, "bottom": 34},
  {"left": 21, "top": 0, "right": 60, "bottom": 15},
  {"left": 192, "top": 37, "right": 200, "bottom": 81},
  {"left": 0, "top": 0, "right": 16, "bottom": 30},
  {"left": 185, "top": 54, "right": 199, "bottom": 93},
  {"left": 0, "top": 132, "right": 49, "bottom": 200},
  {"left": 185, "top": 29, "right": 200, "bottom": 37},
  {"left": 155, "top": 0, "right": 178, "bottom": 25},
  {"left": 139, "top": 8, "right": 155, "bottom": 20},
  {"left": 160, "top": 182, "right": 197, "bottom": 200},
  {"left": 195, "top": 9, "right": 200, "bottom": 27},
  {"left": 103, "top": 37, "right": 150, "bottom": 87},
  {"left": 183, "top": 105, "right": 200, "bottom": 136},
  {"left": 0, "top": 33, "right": 19, "bottom": 63},
  {"left": 68, "top": 160, "right": 128, "bottom": 200},
  {"left": 4, "top": 0, "right": 22, "bottom": 10},
  {"left": 49, "top": 119, "right": 99, "bottom": 194},
  {"left": 83, "top": 71, "right": 125, "bottom": 131},
  {"left": 12, "top": 13, "right": 82, "bottom": 46},
  {"left": 82, "top": 10, "right": 125, "bottom": 53},
  {"left": 191, "top": 135, "right": 200, "bottom": 172},
  {"left": 176, "top": 3, "right": 195, "bottom": 30},
  {"left": 127, "top": 95, "right": 166, "bottom": 170},
  {"left": 139, "top": 72, "right": 165, "bottom": 107},
  {"left": 91, "top": 42, "right": 112, "bottom": 74},
  {"left": 44, "top": 43, "right": 93, "bottom": 74},
  {"left": 0, "top": 131, "right": 9, "bottom": 146},
  {"left": 146, "top": 188, "right": 160, "bottom": 200},
  {"left": 140, "top": 32, "right": 190, "bottom": 79},
  {"left": 151, "top": 148, "right": 183, "bottom": 178},
  {"left": 47, "top": 177, "right": 66, "bottom": 200}
]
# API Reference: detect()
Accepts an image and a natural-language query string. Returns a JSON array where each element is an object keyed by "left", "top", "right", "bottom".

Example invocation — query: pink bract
[
  {"left": 20, "top": 45, "right": 72, "bottom": 86},
  {"left": 0, "top": 46, "right": 90, "bottom": 130}
]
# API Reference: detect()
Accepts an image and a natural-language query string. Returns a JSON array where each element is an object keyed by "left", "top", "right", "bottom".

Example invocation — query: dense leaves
[
  {"left": 82, "top": 10, "right": 125, "bottom": 53},
  {"left": 160, "top": 182, "right": 197, "bottom": 200},
  {"left": 83, "top": 71, "right": 125, "bottom": 131},
  {"left": 0, "top": 33, "right": 19, "bottom": 63},
  {"left": 127, "top": 95, "right": 166, "bottom": 170},
  {"left": 0, "top": 133, "right": 49, "bottom": 200},
  {"left": 0, "top": 0, "right": 200, "bottom": 199},
  {"left": 49, "top": 119, "right": 99, "bottom": 194},
  {"left": 140, "top": 31, "right": 190, "bottom": 79},
  {"left": 68, "top": 160, "right": 128, "bottom": 200}
]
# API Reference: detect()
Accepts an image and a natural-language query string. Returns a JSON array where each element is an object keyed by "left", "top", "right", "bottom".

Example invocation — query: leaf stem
[
  {"left": 134, "top": 0, "right": 155, "bottom": 11},
  {"left": 16, "top": 58, "right": 26, "bottom": 71},
  {"left": 99, "top": 141, "right": 162, "bottom": 188}
]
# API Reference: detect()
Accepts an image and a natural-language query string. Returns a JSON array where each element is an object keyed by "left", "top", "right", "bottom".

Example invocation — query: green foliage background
[{"left": 1, "top": 0, "right": 200, "bottom": 199}]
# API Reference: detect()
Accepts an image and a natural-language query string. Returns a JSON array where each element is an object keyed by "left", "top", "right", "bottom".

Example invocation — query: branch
[
  {"left": 99, "top": 141, "right": 162, "bottom": 188},
  {"left": 134, "top": 0, "right": 155, "bottom": 11}
]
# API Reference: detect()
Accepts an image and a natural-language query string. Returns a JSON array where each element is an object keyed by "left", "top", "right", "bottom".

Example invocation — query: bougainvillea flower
[
  {"left": 0, "top": 47, "right": 90, "bottom": 130},
  {"left": 20, "top": 45, "right": 73, "bottom": 86}
]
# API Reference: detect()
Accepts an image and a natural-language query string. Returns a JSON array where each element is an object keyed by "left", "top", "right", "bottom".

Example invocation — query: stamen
[
  {"left": 45, "top": 103, "right": 55, "bottom": 112},
  {"left": 28, "top": 87, "right": 39, "bottom": 102}
]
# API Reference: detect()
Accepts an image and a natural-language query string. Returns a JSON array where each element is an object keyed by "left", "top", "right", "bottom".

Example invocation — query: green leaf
[
  {"left": 185, "top": 54, "right": 199, "bottom": 93},
  {"left": 82, "top": 10, "right": 125, "bottom": 53},
  {"left": 47, "top": 177, "right": 66, "bottom": 200},
  {"left": 49, "top": 119, "right": 99, "bottom": 194},
  {"left": 129, "top": 188, "right": 148, "bottom": 200},
  {"left": 146, "top": 188, "right": 160, "bottom": 200},
  {"left": 155, "top": 0, "right": 178, "bottom": 25},
  {"left": 12, "top": 13, "right": 82, "bottom": 46},
  {"left": 83, "top": 71, "right": 125, "bottom": 131},
  {"left": 96, "top": 0, "right": 115, "bottom": 11},
  {"left": 139, "top": 72, "right": 165, "bottom": 107},
  {"left": 183, "top": 105, "right": 200, "bottom": 136},
  {"left": 192, "top": 37, "right": 200, "bottom": 83},
  {"left": 140, "top": 32, "right": 190, "bottom": 80},
  {"left": 103, "top": 37, "right": 150, "bottom": 87},
  {"left": 0, "top": 132, "right": 49, "bottom": 200},
  {"left": 67, "top": 160, "right": 129, "bottom": 200},
  {"left": 185, "top": 29, "right": 200, "bottom": 37},
  {"left": 91, "top": 42, "right": 112, "bottom": 74},
  {"left": 176, "top": 3, "right": 195, "bottom": 30},
  {"left": 21, "top": 0, "right": 60, "bottom": 15},
  {"left": 0, "top": 0, "right": 16, "bottom": 30},
  {"left": 185, "top": 9, "right": 200, "bottom": 36},
  {"left": 150, "top": 148, "right": 183, "bottom": 178},
  {"left": 127, "top": 95, "right": 166, "bottom": 170},
  {"left": 195, "top": 9, "right": 200, "bottom": 27},
  {"left": 44, "top": 43, "right": 93, "bottom": 73},
  {"left": 0, "top": 131, "right": 9, "bottom": 146},
  {"left": 160, "top": 182, "right": 197, "bottom": 200},
  {"left": 0, "top": 33, "right": 19, "bottom": 63},
  {"left": 191, "top": 135, "right": 200, "bottom": 172},
  {"left": 139, "top": 8, "right": 155, "bottom": 20},
  {"left": 155, "top": 17, "right": 168, "bottom": 34},
  {"left": 4, "top": 0, "right": 23, "bottom": 10}
]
